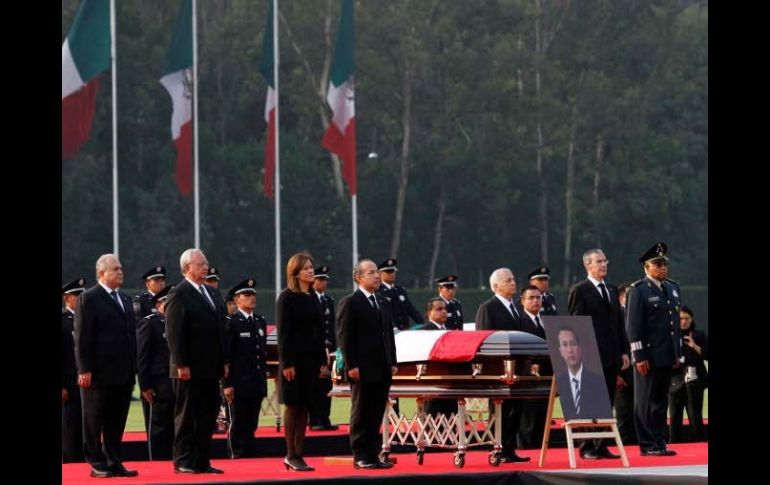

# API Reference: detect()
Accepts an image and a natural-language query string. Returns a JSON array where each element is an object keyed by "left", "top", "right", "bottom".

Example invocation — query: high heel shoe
[{"left": 283, "top": 457, "right": 314, "bottom": 471}]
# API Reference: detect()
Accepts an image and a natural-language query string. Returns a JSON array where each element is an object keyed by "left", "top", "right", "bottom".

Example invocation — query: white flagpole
[
  {"left": 352, "top": 194, "right": 358, "bottom": 290},
  {"left": 273, "top": 0, "right": 282, "bottom": 298},
  {"left": 110, "top": 0, "right": 119, "bottom": 257},
  {"left": 192, "top": 0, "right": 200, "bottom": 248}
]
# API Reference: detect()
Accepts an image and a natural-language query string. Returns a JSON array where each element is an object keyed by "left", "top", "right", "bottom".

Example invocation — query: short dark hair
[
  {"left": 618, "top": 282, "right": 631, "bottom": 297},
  {"left": 557, "top": 325, "right": 580, "bottom": 345},
  {"left": 680, "top": 305, "right": 694, "bottom": 319},
  {"left": 425, "top": 297, "right": 445, "bottom": 315},
  {"left": 520, "top": 285, "right": 541, "bottom": 296}
]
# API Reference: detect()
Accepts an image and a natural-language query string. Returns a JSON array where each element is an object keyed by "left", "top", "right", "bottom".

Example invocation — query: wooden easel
[{"left": 538, "top": 379, "right": 629, "bottom": 468}]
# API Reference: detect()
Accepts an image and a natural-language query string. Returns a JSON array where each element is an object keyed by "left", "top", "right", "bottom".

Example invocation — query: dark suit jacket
[
  {"left": 557, "top": 366, "right": 612, "bottom": 420},
  {"left": 74, "top": 284, "right": 137, "bottom": 385},
  {"left": 136, "top": 314, "right": 171, "bottom": 394},
  {"left": 164, "top": 280, "right": 226, "bottom": 380},
  {"left": 568, "top": 280, "right": 629, "bottom": 368},
  {"left": 520, "top": 311, "right": 546, "bottom": 340},
  {"left": 474, "top": 296, "right": 523, "bottom": 330},
  {"left": 336, "top": 290, "right": 397, "bottom": 382}
]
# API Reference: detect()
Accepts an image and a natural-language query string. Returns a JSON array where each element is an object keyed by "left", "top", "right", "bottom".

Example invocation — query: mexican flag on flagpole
[
  {"left": 160, "top": 0, "right": 193, "bottom": 196},
  {"left": 322, "top": 0, "right": 356, "bottom": 195},
  {"left": 259, "top": 0, "right": 277, "bottom": 200},
  {"left": 61, "top": 0, "right": 110, "bottom": 160}
]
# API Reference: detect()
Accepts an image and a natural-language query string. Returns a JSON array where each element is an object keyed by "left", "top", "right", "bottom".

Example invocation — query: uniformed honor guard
[
  {"left": 436, "top": 275, "right": 464, "bottom": 330},
  {"left": 133, "top": 265, "right": 167, "bottom": 322},
  {"left": 205, "top": 267, "right": 221, "bottom": 289},
  {"left": 62, "top": 277, "right": 86, "bottom": 463},
  {"left": 136, "top": 285, "right": 175, "bottom": 460},
  {"left": 221, "top": 279, "right": 268, "bottom": 458},
  {"left": 626, "top": 242, "right": 681, "bottom": 457},
  {"left": 377, "top": 258, "right": 425, "bottom": 330},
  {"left": 528, "top": 266, "right": 557, "bottom": 316},
  {"left": 309, "top": 265, "right": 339, "bottom": 431}
]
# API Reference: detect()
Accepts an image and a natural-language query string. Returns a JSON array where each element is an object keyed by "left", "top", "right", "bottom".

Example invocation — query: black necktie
[
  {"left": 110, "top": 290, "right": 124, "bottom": 314},
  {"left": 598, "top": 283, "right": 610, "bottom": 308},
  {"left": 369, "top": 295, "right": 379, "bottom": 310},
  {"left": 247, "top": 315, "right": 254, "bottom": 325},
  {"left": 509, "top": 303, "right": 518, "bottom": 319},
  {"left": 660, "top": 282, "right": 668, "bottom": 298},
  {"left": 199, "top": 285, "right": 214, "bottom": 309},
  {"left": 535, "top": 315, "right": 542, "bottom": 329}
]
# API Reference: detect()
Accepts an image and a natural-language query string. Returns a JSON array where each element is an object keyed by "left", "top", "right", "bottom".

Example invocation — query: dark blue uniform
[
  {"left": 62, "top": 308, "right": 84, "bottom": 463},
  {"left": 133, "top": 292, "right": 156, "bottom": 322},
  {"left": 222, "top": 311, "right": 268, "bottom": 458},
  {"left": 540, "top": 292, "right": 558, "bottom": 316},
  {"left": 378, "top": 283, "right": 424, "bottom": 330},
  {"left": 626, "top": 276, "right": 682, "bottom": 454},
  {"left": 309, "top": 291, "right": 336, "bottom": 429},
  {"left": 442, "top": 297, "right": 464, "bottom": 330}
]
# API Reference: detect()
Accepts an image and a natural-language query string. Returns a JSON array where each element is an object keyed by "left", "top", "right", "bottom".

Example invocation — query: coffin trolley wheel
[
  {"left": 417, "top": 451, "right": 424, "bottom": 465},
  {"left": 453, "top": 452, "right": 465, "bottom": 468},
  {"left": 488, "top": 451, "right": 501, "bottom": 467}
]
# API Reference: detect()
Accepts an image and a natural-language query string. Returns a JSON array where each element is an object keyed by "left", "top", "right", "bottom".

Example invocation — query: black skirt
[{"left": 279, "top": 358, "right": 320, "bottom": 407}]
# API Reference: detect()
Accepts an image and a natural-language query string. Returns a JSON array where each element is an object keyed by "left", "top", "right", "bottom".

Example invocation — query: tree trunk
[
  {"left": 389, "top": 60, "right": 415, "bottom": 258},
  {"left": 535, "top": 0, "right": 548, "bottom": 265},
  {"left": 592, "top": 133, "right": 604, "bottom": 247},
  {"left": 562, "top": 100, "right": 579, "bottom": 289},
  {"left": 428, "top": 181, "right": 446, "bottom": 287}
]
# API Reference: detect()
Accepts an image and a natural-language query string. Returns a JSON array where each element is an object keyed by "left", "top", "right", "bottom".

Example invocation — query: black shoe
[
  {"left": 309, "top": 425, "right": 325, "bottom": 431},
  {"left": 199, "top": 466, "right": 224, "bottom": 474},
  {"left": 597, "top": 448, "right": 621, "bottom": 459},
  {"left": 90, "top": 468, "right": 116, "bottom": 478},
  {"left": 322, "top": 423, "right": 340, "bottom": 431},
  {"left": 500, "top": 452, "right": 531, "bottom": 463},
  {"left": 580, "top": 449, "right": 602, "bottom": 460},
  {"left": 284, "top": 457, "right": 314, "bottom": 471},
  {"left": 174, "top": 466, "right": 198, "bottom": 474},
  {"left": 112, "top": 464, "right": 138, "bottom": 477},
  {"left": 353, "top": 460, "right": 378, "bottom": 469},
  {"left": 641, "top": 448, "right": 677, "bottom": 456},
  {"left": 376, "top": 459, "right": 394, "bottom": 469}
]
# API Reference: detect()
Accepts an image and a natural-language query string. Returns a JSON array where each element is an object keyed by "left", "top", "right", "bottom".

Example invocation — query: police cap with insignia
[
  {"left": 141, "top": 265, "right": 167, "bottom": 280},
  {"left": 435, "top": 274, "right": 458, "bottom": 287},
  {"left": 528, "top": 266, "right": 550, "bottom": 280},
  {"left": 206, "top": 267, "right": 220, "bottom": 281},
  {"left": 229, "top": 278, "right": 257, "bottom": 296},
  {"left": 62, "top": 277, "right": 86, "bottom": 295},
  {"left": 150, "top": 284, "right": 173, "bottom": 304},
  {"left": 639, "top": 242, "right": 669, "bottom": 264},
  {"left": 314, "top": 265, "right": 330, "bottom": 279},
  {"left": 378, "top": 258, "right": 398, "bottom": 272}
]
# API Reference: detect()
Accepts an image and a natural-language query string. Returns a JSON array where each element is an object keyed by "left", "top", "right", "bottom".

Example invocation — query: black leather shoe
[
  {"left": 112, "top": 464, "right": 138, "bottom": 477},
  {"left": 174, "top": 466, "right": 198, "bottom": 474},
  {"left": 322, "top": 423, "right": 340, "bottom": 431},
  {"left": 284, "top": 457, "right": 314, "bottom": 471},
  {"left": 376, "top": 459, "right": 394, "bottom": 469},
  {"left": 580, "top": 450, "right": 601, "bottom": 460},
  {"left": 90, "top": 468, "right": 116, "bottom": 478},
  {"left": 597, "top": 448, "right": 621, "bottom": 459},
  {"left": 500, "top": 452, "right": 531, "bottom": 463},
  {"left": 641, "top": 448, "right": 677, "bottom": 456},
  {"left": 353, "top": 460, "right": 378, "bottom": 469},
  {"left": 199, "top": 465, "right": 224, "bottom": 474},
  {"left": 309, "top": 425, "right": 325, "bottom": 431}
]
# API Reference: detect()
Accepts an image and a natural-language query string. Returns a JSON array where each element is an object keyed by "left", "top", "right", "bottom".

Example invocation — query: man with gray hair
[
  {"left": 74, "top": 254, "right": 138, "bottom": 477},
  {"left": 165, "top": 248, "right": 227, "bottom": 474},
  {"left": 474, "top": 268, "right": 529, "bottom": 463}
]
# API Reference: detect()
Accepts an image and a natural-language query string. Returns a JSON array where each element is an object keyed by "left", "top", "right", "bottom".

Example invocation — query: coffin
[{"left": 330, "top": 330, "right": 553, "bottom": 399}]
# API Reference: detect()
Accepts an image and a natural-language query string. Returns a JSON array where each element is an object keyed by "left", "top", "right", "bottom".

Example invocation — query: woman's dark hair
[{"left": 680, "top": 305, "right": 695, "bottom": 319}]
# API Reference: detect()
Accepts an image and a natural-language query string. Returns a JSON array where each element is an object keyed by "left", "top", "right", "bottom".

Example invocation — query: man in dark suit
[
  {"left": 528, "top": 266, "right": 558, "bottom": 316},
  {"left": 516, "top": 286, "right": 549, "bottom": 449},
  {"left": 474, "top": 268, "right": 529, "bottom": 463},
  {"left": 412, "top": 298, "right": 457, "bottom": 417},
  {"left": 337, "top": 259, "right": 397, "bottom": 470},
  {"left": 436, "top": 275, "right": 464, "bottom": 330},
  {"left": 74, "top": 254, "right": 138, "bottom": 478},
  {"left": 309, "top": 265, "right": 339, "bottom": 431},
  {"left": 555, "top": 326, "right": 612, "bottom": 419},
  {"left": 136, "top": 285, "right": 175, "bottom": 460},
  {"left": 165, "top": 248, "right": 227, "bottom": 474},
  {"left": 567, "top": 248, "right": 629, "bottom": 460},
  {"left": 133, "top": 265, "right": 167, "bottom": 322},
  {"left": 377, "top": 258, "right": 424, "bottom": 330},
  {"left": 62, "top": 277, "right": 85, "bottom": 463},
  {"left": 627, "top": 242, "right": 681, "bottom": 457}
]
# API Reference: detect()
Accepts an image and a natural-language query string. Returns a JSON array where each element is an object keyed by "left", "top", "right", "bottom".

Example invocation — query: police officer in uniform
[
  {"left": 377, "top": 258, "right": 424, "bottom": 330},
  {"left": 136, "top": 285, "right": 175, "bottom": 460},
  {"left": 309, "top": 265, "right": 339, "bottom": 431},
  {"left": 133, "top": 266, "right": 167, "bottom": 322},
  {"left": 626, "top": 242, "right": 681, "bottom": 456},
  {"left": 221, "top": 279, "right": 268, "bottom": 458},
  {"left": 62, "top": 277, "right": 86, "bottom": 463},
  {"left": 205, "top": 266, "right": 221, "bottom": 288},
  {"left": 528, "top": 266, "right": 557, "bottom": 316},
  {"left": 436, "top": 275, "right": 463, "bottom": 330},
  {"left": 205, "top": 265, "right": 229, "bottom": 433}
]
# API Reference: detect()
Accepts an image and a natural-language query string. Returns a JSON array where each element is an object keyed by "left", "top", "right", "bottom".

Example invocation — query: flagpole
[
  {"left": 192, "top": 0, "right": 200, "bottom": 248},
  {"left": 110, "top": 0, "right": 119, "bottom": 257},
  {"left": 273, "top": 0, "right": 282, "bottom": 299},
  {"left": 351, "top": 194, "right": 358, "bottom": 290}
]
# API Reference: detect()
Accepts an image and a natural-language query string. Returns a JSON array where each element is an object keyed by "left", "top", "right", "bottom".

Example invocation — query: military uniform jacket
[
  {"left": 378, "top": 283, "right": 425, "bottom": 330},
  {"left": 442, "top": 298, "right": 464, "bottom": 330},
  {"left": 541, "top": 292, "right": 558, "bottom": 316},
  {"left": 222, "top": 312, "right": 268, "bottom": 399},
  {"left": 62, "top": 308, "right": 78, "bottom": 389},
  {"left": 136, "top": 314, "right": 172, "bottom": 397},
  {"left": 316, "top": 291, "right": 337, "bottom": 351},
  {"left": 626, "top": 277, "right": 682, "bottom": 367},
  {"left": 133, "top": 291, "right": 156, "bottom": 322}
]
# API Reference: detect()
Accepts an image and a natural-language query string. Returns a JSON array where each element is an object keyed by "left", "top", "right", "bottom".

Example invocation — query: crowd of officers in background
[{"left": 62, "top": 243, "right": 708, "bottom": 467}]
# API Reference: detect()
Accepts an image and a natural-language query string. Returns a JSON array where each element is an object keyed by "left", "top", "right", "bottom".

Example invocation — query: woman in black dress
[{"left": 277, "top": 252, "right": 327, "bottom": 471}]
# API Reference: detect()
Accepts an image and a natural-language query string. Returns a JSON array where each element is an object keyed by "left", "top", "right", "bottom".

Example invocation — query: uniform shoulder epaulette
[
  {"left": 665, "top": 278, "right": 679, "bottom": 285},
  {"left": 629, "top": 279, "right": 645, "bottom": 288},
  {"left": 454, "top": 298, "right": 462, "bottom": 304},
  {"left": 61, "top": 308, "right": 70, "bottom": 315},
  {"left": 139, "top": 314, "right": 153, "bottom": 322}
]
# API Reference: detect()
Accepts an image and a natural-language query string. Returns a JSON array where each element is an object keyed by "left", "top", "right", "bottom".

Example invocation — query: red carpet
[{"left": 61, "top": 442, "right": 707, "bottom": 484}]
